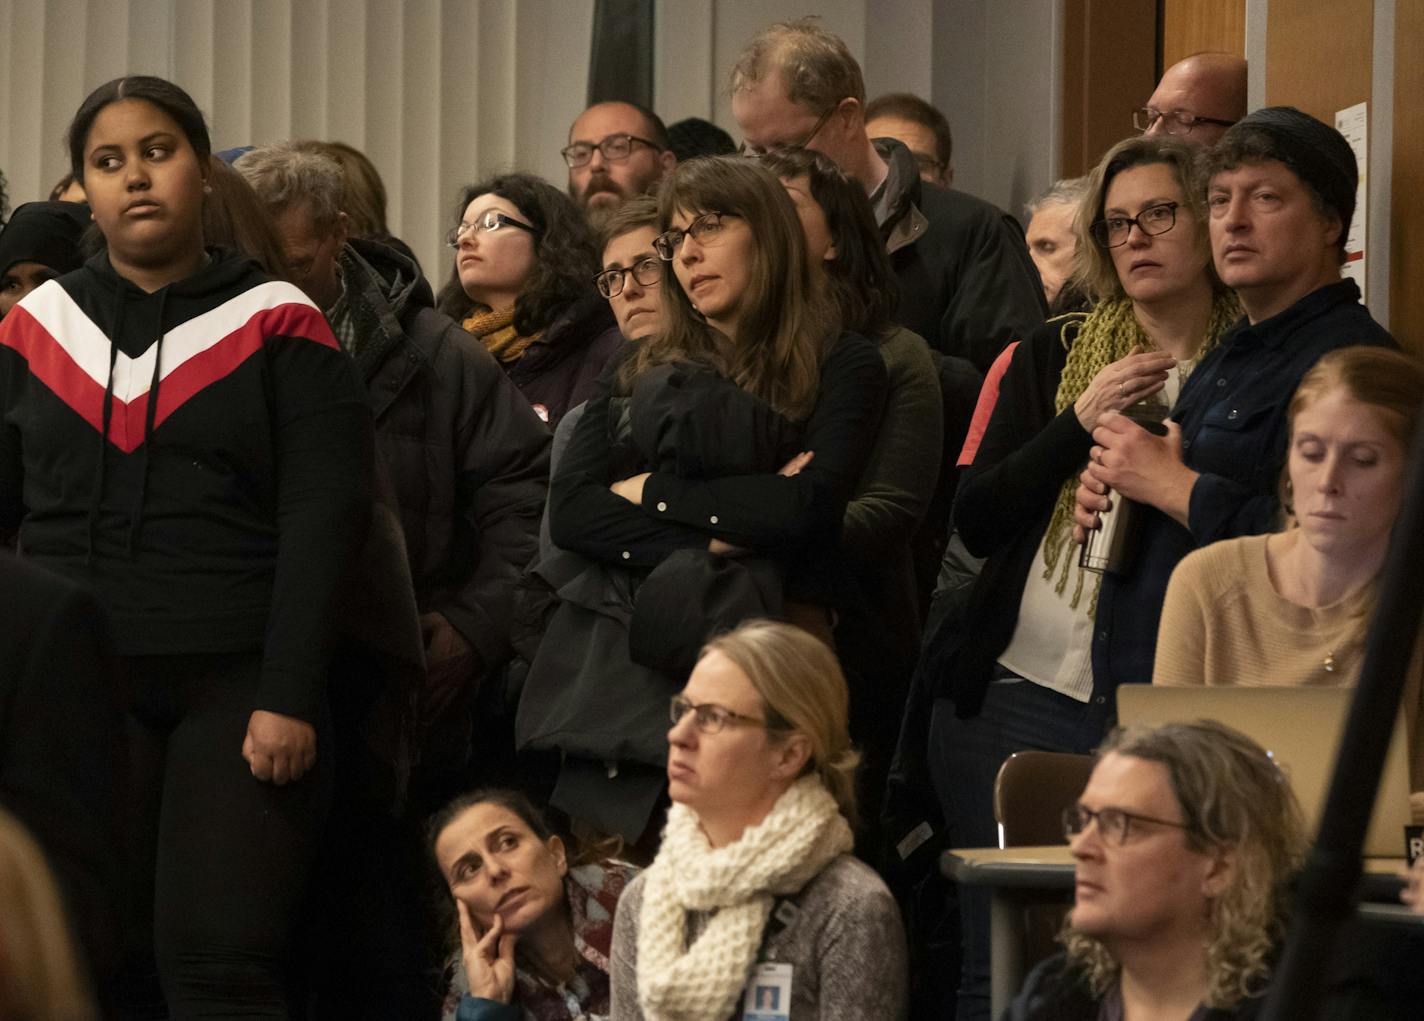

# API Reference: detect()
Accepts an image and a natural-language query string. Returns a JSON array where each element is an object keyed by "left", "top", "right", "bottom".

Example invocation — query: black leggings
[{"left": 115, "top": 653, "right": 332, "bottom": 1019}]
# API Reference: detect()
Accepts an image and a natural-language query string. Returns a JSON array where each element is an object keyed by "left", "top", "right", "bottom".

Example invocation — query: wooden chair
[
  {"left": 993, "top": 750, "right": 1095, "bottom": 848},
  {"left": 991, "top": 750, "right": 1096, "bottom": 973}
]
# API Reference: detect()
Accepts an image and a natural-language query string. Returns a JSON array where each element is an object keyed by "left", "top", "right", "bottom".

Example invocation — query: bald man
[
  {"left": 563, "top": 101, "right": 676, "bottom": 225},
  {"left": 1137, "top": 52, "right": 1247, "bottom": 146}
]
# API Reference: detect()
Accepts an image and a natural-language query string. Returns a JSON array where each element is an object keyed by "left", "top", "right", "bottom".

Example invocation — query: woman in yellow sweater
[{"left": 1153, "top": 346, "right": 1424, "bottom": 781}]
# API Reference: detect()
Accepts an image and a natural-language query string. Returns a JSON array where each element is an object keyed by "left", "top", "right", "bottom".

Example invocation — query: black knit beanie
[
  {"left": 0, "top": 201, "right": 89, "bottom": 277},
  {"left": 1225, "top": 106, "right": 1357, "bottom": 229}
]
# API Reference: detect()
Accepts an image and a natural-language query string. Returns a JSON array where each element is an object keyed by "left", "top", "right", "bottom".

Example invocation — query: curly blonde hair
[{"left": 1063, "top": 721, "right": 1307, "bottom": 1009}]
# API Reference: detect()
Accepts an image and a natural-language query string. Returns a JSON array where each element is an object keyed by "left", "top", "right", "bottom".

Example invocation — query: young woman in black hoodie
[{"left": 0, "top": 77, "right": 372, "bottom": 1017}]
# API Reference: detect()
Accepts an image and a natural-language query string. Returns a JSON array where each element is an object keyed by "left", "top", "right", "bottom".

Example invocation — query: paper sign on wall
[{"left": 1334, "top": 102, "right": 1368, "bottom": 298}]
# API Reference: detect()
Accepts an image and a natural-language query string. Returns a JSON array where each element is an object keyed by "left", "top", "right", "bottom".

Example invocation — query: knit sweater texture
[{"left": 610, "top": 782, "right": 907, "bottom": 1021}]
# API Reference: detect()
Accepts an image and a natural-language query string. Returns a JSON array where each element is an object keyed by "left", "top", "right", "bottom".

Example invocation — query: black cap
[
  {"left": 1226, "top": 106, "right": 1357, "bottom": 231},
  {"left": 0, "top": 201, "right": 90, "bottom": 278}
]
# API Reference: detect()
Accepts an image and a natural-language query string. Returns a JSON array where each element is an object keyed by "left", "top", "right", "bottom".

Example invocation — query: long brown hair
[{"left": 621, "top": 156, "right": 836, "bottom": 421}]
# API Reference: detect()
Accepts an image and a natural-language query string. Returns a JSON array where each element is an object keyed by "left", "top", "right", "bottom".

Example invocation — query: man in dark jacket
[{"left": 237, "top": 143, "right": 551, "bottom": 1018}]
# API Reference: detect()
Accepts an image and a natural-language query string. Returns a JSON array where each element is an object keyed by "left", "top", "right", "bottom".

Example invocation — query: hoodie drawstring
[
  {"left": 85, "top": 287, "right": 127, "bottom": 568},
  {"left": 127, "top": 289, "right": 167, "bottom": 557}
]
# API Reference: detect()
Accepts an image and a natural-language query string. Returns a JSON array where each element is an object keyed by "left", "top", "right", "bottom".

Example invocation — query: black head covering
[
  {"left": 0, "top": 201, "right": 90, "bottom": 278},
  {"left": 666, "top": 118, "right": 737, "bottom": 162},
  {"left": 1225, "top": 106, "right": 1357, "bottom": 230}
]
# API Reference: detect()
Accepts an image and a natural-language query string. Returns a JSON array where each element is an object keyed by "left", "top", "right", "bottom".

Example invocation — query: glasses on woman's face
[
  {"left": 446, "top": 209, "right": 538, "bottom": 248},
  {"left": 1089, "top": 201, "right": 1179, "bottom": 248},
  {"left": 594, "top": 255, "right": 663, "bottom": 299},
  {"left": 669, "top": 694, "right": 769, "bottom": 735},
  {"left": 1062, "top": 804, "right": 1192, "bottom": 846},
  {"left": 653, "top": 212, "right": 729, "bottom": 261}
]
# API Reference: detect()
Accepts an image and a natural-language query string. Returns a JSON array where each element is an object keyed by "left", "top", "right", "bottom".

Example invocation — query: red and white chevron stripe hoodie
[{"left": 0, "top": 249, "right": 372, "bottom": 722}]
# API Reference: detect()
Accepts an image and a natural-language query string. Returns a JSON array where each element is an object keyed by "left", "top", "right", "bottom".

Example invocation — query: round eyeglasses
[
  {"left": 594, "top": 256, "right": 663, "bottom": 299},
  {"left": 561, "top": 133, "right": 662, "bottom": 168},
  {"left": 1089, "top": 201, "right": 1179, "bottom": 248},
  {"left": 652, "top": 212, "right": 728, "bottom": 261},
  {"left": 1062, "top": 804, "right": 1192, "bottom": 846},
  {"left": 446, "top": 209, "right": 537, "bottom": 248}
]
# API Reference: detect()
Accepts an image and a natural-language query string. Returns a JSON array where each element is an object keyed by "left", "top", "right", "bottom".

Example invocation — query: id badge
[{"left": 743, "top": 961, "right": 793, "bottom": 1020}]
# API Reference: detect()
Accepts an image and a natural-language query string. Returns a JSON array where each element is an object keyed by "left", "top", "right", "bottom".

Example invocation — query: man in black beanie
[
  {"left": 1073, "top": 106, "right": 1395, "bottom": 694},
  {"left": 0, "top": 200, "right": 88, "bottom": 319}
]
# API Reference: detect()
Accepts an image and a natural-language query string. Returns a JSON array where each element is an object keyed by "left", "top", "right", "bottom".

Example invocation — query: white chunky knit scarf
[{"left": 635, "top": 776, "right": 853, "bottom": 1021}]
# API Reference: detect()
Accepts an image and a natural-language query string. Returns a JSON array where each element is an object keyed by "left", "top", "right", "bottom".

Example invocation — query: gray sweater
[{"left": 609, "top": 855, "right": 907, "bottom": 1020}]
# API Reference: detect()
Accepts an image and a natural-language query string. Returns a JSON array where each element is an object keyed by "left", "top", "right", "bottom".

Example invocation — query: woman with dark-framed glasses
[
  {"left": 609, "top": 619, "right": 907, "bottom": 1021},
  {"left": 436, "top": 173, "right": 622, "bottom": 427},
  {"left": 593, "top": 196, "right": 664, "bottom": 343},
  {"left": 517, "top": 156, "right": 887, "bottom": 846},
  {"left": 916, "top": 134, "right": 1241, "bottom": 1021},
  {"left": 1007, "top": 720, "right": 1305, "bottom": 1020}
]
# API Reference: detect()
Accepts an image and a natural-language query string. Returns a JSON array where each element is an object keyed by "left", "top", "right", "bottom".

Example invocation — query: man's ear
[
  {"left": 660, "top": 148, "right": 678, "bottom": 174},
  {"left": 333, "top": 210, "right": 350, "bottom": 248},
  {"left": 1320, "top": 208, "right": 1344, "bottom": 256}
]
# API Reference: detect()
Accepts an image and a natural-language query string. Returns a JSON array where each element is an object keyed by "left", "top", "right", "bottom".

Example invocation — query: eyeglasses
[
  {"left": 738, "top": 105, "right": 837, "bottom": 158},
  {"left": 446, "top": 209, "right": 538, "bottom": 247},
  {"left": 911, "top": 152, "right": 947, "bottom": 177},
  {"left": 561, "top": 134, "right": 662, "bottom": 168},
  {"left": 594, "top": 255, "right": 662, "bottom": 299},
  {"left": 1062, "top": 804, "right": 1192, "bottom": 846},
  {"left": 653, "top": 212, "right": 729, "bottom": 261},
  {"left": 1133, "top": 107, "right": 1237, "bottom": 137},
  {"left": 670, "top": 695, "right": 770, "bottom": 734},
  {"left": 1089, "top": 201, "right": 1179, "bottom": 248}
]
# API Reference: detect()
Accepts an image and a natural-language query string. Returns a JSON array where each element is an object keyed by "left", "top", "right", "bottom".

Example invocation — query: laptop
[{"left": 1115, "top": 685, "right": 1413, "bottom": 858}]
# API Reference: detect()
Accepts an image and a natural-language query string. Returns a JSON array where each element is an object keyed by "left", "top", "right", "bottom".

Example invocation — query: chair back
[{"left": 993, "top": 750, "right": 1095, "bottom": 847}]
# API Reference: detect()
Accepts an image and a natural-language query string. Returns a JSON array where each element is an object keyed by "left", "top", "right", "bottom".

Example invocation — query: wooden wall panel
[
  {"left": 1265, "top": 0, "right": 1371, "bottom": 120},
  {"left": 1162, "top": 0, "right": 1246, "bottom": 66},
  {"left": 1392, "top": 2, "right": 1424, "bottom": 355},
  {"left": 1059, "top": 0, "right": 1157, "bottom": 178}
]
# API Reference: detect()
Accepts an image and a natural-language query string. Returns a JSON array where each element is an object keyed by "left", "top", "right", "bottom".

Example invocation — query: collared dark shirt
[{"left": 1092, "top": 279, "right": 1396, "bottom": 696}]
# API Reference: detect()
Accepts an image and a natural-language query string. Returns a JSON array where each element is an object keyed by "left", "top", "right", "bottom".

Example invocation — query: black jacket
[
  {"left": 0, "top": 249, "right": 372, "bottom": 722},
  {"left": 340, "top": 239, "right": 550, "bottom": 670},
  {"left": 873, "top": 137, "right": 1047, "bottom": 373},
  {"left": 1003, "top": 953, "right": 1265, "bottom": 1021},
  {"left": 495, "top": 293, "right": 624, "bottom": 429}
]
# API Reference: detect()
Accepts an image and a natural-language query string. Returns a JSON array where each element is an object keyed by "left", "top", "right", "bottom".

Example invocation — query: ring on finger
[{"left": 1118, "top": 382, "right": 1126, "bottom": 398}]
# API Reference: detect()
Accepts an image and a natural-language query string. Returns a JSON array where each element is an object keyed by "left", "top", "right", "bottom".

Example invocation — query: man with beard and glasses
[{"left": 563, "top": 101, "right": 677, "bottom": 228}]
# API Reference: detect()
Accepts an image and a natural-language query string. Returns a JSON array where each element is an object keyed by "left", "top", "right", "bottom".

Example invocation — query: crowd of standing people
[{"left": 0, "top": 16, "right": 1420, "bottom": 1021}]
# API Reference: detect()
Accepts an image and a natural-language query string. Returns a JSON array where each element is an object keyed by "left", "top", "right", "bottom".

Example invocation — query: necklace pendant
[{"left": 1324, "top": 651, "right": 1336, "bottom": 673}]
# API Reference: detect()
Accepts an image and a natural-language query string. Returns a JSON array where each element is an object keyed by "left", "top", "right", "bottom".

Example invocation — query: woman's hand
[
  {"left": 242, "top": 710, "right": 316, "bottom": 785},
  {"left": 778, "top": 450, "right": 814, "bottom": 477},
  {"left": 1072, "top": 348, "right": 1177, "bottom": 433},
  {"left": 1072, "top": 465, "right": 1111, "bottom": 543},
  {"left": 458, "top": 900, "right": 518, "bottom": 1003},
  {"left": 1086, "top": 413, "right": 1199, "bottom": 528},
  {"left": 609, "top": 473, "right": 651, "bottom": 505}
]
